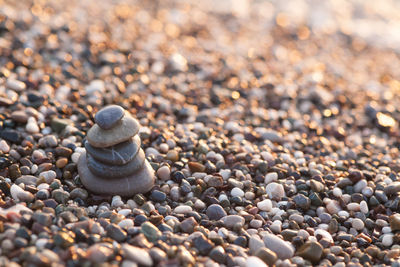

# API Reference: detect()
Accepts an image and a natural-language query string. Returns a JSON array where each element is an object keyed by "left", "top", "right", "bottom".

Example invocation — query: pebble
[
  {"left": 206, "top": 204, "right": 227, "bottom": 220},
  {"left": 0, "top": 140, "right": 10, "bottom": 153},
  {"left": 257, "top": 199, "right": 272, "bottom": 211},
  {"left": 84, "top": 136, "right": 140, "bottom": 165},
  {"left": 231, "top": 187, "right": 245, "bottom": 197},
  {"left": 221, "top": 215, "right": 245, "bottom": 229},
  {"left": 87, "top": 115, "right": 140, "bottom": 148},
  {"left": 389, "top": 214, "right": 400, "bottom": 231},
  {"left": 382, "top": 234, "right": 394, "bottom": 247},
  {"left": 122, "top": 244, "right": 153, "bottom": 267},
  {"left": 94, "top": 105, "right": 125, "bottom": 129},
  {"left": 174, "top": 205, "right": 192, "bottom": 214},
  {"left": 254, "top": 248, "right": 277, "bottom": 266},
  {"left": 141, "top": 222, "right": 162, "bottom": 242},
  {"left": 265, "top": 183, "right": 285, "bottom": 200},
  {"left": 157, "top": 165, "right": 171, "bottom": 180},
  {"left": 296, "top": 241, "right": 323, "bottom": 264},
  {"left": 263, "top": 233, "right": 295, "bottom": 260},
  {"left": 246, "top": 256, "right": 268, "bottom": 267}
]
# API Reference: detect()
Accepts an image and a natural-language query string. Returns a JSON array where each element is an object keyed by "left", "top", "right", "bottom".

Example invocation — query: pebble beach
[{"left": 1, "top": 0, "right": 400, "bottom": 266}]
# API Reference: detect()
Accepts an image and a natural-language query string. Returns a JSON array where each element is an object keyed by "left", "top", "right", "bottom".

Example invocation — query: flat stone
[
  {"left": 78, "top": 151, "right": 154, "bottom": 196},
  {"left": 87, "top": 114, "right": 140, "bottom": 148},
  {"left": 87, "top": 149, "right": 145, "bottom": 178},
  {"left": 85, "top": 136, "right": 141, "bottom": 165},
  {"left": 94, "top": 105, "right": 125, "bottom": 129}
]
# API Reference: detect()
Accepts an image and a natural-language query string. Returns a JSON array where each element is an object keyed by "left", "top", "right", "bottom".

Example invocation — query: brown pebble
[
  {"left": 56, "top": 158, "right": 68, "bottom": 169},
  {"left": 166, "top": 150, "right": 179, "bottom": 162},
  {"left": 188, "top": 162, "right": 206, "bottom": 172}
]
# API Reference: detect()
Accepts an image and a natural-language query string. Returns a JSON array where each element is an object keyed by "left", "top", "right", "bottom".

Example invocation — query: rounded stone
[
  {"left": 85, "top": 135, "right": 141, "bottom": 165},
  {"left": 94, "top": 105, "right": 125, "bottom": 130},
  {"left": 87, "top": 114, "right": 140, "bottom": 148},
  {"left": 78, "top": 151, "right": 154, "bottom": 196},
  {"left": 206, "top": 204, "right": 227, "bottom": 220},
  {"left": 87, "top": 149, "right": 145, "bottom": 178}
]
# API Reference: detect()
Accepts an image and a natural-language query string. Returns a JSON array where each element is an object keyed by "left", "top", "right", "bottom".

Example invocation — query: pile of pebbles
[
  {"left": 0, "top": 0, "right": 400, "bottom": 267},
  {"left": 78, "top": 105, "right": 155, "bottom": 196}
]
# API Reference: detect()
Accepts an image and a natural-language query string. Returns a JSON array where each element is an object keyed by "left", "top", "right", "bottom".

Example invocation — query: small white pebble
[
  {"left": 352, "top": 218, "right": 364, "bottom": 231},
  {"left": 159, "top": 143, "right": 169, "bottom": 153},
  {"left": 360, "top": 200, "right": 369, "bottom": 214},
  {"left": 71, "top": 152, "right": 81, "bottom": 163},
  {"left": 347, "top": 203, "right": 360, "bottom": 211},
  {"left": 111, "top": 195, "right": 124, "bottom": 207},
  {"left": 219, "top": 169, "right": 231, "bottom": 180},
  {"left": 264, "top": 172, "right": 278, "bottom": 184},
  {"left": 231, "top": 187, "right": 244, "bottom": 197},
  {"left": 382, "top": 234, "right": 394, "bottom": 247},
  {"left": 174, "top": 205, "right": 192, "bottom": 214},
  {"left": 245, "top": 191, "right": 255, "bottom": 200},
  {"left": 382, "top": 226, "right": 392, "bottom": 234},
  {"left": 157, "top": 166, "right": 170, "bottom": 180},
  {"left": 257, "top": 199, "right": 272, "bottom": 211},
  {"left": 0, "top": 140, "right": 10, "bottom": 153},
  {"left": 333, "top": 187, "right": 342, "bottom": 197},
  {"left": 118, "top": 209, "right": 132, "bottom": 217},
  {"left": 118, "top": 219, "right": 133, "bottom": 229},
  {"left": 26, "top": 122, "right": 39, "bottom": 134}
]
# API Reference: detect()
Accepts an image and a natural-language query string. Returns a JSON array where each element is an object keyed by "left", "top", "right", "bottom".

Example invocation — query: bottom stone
[{"left": 78, "top": 151, "right": 155, "bottom": 196}]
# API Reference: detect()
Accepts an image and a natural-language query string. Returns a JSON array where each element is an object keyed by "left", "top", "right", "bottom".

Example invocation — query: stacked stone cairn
[{"left": 78, "top": 105, "right": 155, "bottom": 196}]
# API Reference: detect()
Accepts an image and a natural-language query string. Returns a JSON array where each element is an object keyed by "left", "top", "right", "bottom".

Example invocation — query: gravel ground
[{"left": 1, "top": 0, "right": 400, "bottom": 266}]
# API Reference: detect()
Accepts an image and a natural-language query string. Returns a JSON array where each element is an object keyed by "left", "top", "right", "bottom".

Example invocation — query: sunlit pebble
[
  {"left": 0, "top": 140, "right": 10, "bottom": 153},
  {"left": 219, "top": 169, "right": 231, "bottom": 180},
  {"left": 157, "top": 166, "right": 171, "bottom": 180},
  {"left": 71, "top": 152, "right": 81, "bottom": 163},
  {"left": 382, "top": 226, "right": 392, "bottom": 234},
  {"left": 26, "top": 117, "right": 39, "bottom": 134},
  {"left": 264, "top": 172, "right": 278, "bottom": 184},
  {"left": 347, "top": 203, "right": 360, "bottom": 211},
  {"left": 360, "top": 201, "right": 369, "bottom": 214},
  {"left": 382, "top": 234, "right": 394, "bottom": 247},
  {"left": 174, "top": 205, "right": 192, "bottom": 214},
  {"left": 231, "top": 187, "right": 245, "bottom": 197},
  {"left": 118, "top": 209, "right": 131, "bottom": 217},
  {"left": 159, "top": 143, "right": 169, "bottom": 153},
  {"left": 352, "top": 218, "right": 364, "bottom": 230},
  {"left": 362, "top": 187, "right": 374, "bottom": 197},
  {"left": 338, "top": 211, "right": 349, "bottom": 219}
]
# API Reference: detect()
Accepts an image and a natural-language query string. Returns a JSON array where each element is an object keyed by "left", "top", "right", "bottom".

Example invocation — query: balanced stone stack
[{"left": 78, "top": 105, "right": 155, "bottom": 196}]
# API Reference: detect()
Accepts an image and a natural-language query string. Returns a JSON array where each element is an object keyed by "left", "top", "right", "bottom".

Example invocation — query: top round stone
[{"left": 94, "top": 105, "right": 125, "bottom": 130}]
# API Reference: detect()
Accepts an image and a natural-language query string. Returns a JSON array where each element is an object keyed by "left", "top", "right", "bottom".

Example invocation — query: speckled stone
[
  {"left": 87, "top": 149, "right": 145, "bottom": 178},
  {"left": 94, "top": 105, "right": 125, "bottom": 130},
  {"left": 87, "top": 114, "right": 140, "bottom": 148},
  {"left": 85, "top": 135, "right": 141, "bottom": 165},
  {"left": 78, "top": 151, "right": 154, "bottom": 196}
]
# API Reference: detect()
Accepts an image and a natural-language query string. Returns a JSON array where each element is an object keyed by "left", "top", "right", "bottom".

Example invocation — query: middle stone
[
  {"left": 84, "top": 135, "right": 141, "bottom": 165},
  {"left": 87, "top": 149, "right": 145, "bottom": 179}
]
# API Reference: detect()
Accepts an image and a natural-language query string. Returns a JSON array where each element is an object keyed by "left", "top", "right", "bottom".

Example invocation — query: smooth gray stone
[
  {"left": 85, "top": 135, "right": 141, "bottom": 165},
  {"left": 78, "top": 151, "right": 155, "bottom": 196},
  {"left": 87, "top": 114, "right": 140, "bottom": 148},
  {"left": 94, "top": 105, "right": 125, "bottom": 130},
  {"left": 87, "top": 149, "right": 145, "bottom": 179}
]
